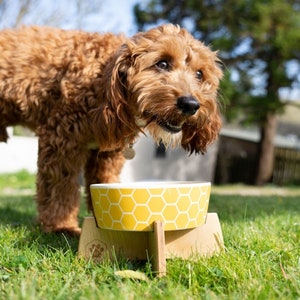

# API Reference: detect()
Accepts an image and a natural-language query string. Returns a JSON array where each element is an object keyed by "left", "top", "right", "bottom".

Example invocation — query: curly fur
[{"left": 0, "top": 24, "right": 222, "bottom": 234}]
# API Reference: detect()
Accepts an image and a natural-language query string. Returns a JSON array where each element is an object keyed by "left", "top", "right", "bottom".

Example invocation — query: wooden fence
[{"left": 273, "top": 147, "right": 300, "bottom": 185}]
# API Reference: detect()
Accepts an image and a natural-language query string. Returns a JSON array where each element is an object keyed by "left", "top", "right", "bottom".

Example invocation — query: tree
[
  {"left": 0, "top": 0, "right": 32, "bottom": 27},
  {"left": 134, "top": 0, "right": 300, "bottom": 185}
]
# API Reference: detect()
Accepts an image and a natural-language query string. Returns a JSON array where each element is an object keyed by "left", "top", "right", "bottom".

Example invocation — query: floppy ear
[
  {"left": 181, "top": 106, "right": 222, "bottom": 154},
  {"left": 91, "top": 45, "right": 138, "bottom": 151}
]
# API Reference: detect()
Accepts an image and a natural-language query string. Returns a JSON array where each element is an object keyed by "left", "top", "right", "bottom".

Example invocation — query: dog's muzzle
[
  {"left": 138, "top": 96, "right": 200, "bottom": 134},
  {"left": 176, "top": 96, "right": 200, "bottom": 116}
]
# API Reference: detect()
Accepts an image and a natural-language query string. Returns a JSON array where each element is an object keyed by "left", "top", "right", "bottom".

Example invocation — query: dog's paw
[
  {"left": 57, "top": 227, "right": 82, "bottom": 237},
  {"left": 41, "top": 224, "right": 82, "bottom": 237}
]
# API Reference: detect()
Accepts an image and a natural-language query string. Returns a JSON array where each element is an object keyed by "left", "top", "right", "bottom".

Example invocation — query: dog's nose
[{"left": 177, "top": 96, "right": 200, "bottom": 116}]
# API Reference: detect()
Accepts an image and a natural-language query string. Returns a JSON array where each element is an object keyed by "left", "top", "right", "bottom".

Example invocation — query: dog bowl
[{"left": 90, "top": 181, "right": 211, "bottom": 231}]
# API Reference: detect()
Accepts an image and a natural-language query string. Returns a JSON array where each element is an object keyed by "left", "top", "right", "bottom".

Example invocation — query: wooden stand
[{"left": 78, "top": 213, "right": 223, "bottom": 276}]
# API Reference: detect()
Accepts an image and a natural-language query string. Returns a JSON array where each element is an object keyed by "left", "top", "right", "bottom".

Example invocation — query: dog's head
[{"left": 96, "top": 24, "right": 222, "bottom": 154}]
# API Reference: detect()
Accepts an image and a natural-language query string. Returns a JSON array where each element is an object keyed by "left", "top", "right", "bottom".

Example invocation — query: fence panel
[{"left": 273, "top": 148, "right": 300, "bottom": 185}]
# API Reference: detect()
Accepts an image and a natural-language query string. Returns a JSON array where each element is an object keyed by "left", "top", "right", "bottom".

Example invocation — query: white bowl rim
[{"left": 90, "top": 181, "right": 210, "bottom": 189}]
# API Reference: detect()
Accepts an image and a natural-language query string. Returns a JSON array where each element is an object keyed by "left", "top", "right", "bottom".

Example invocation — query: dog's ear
[
  {"left": 91, "top": 44, "right": 138, "bottom": 151},
  {"left": 181, "top": 106, "right": 222, "bottom": 154}
]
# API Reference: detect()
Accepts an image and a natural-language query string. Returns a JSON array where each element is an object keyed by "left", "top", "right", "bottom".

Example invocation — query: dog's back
[{"left": 0, "top": 26, "right": 124, "bottom": 141}]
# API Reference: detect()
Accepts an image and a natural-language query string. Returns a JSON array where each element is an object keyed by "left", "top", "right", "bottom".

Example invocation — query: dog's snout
[{"left": 177, "top": 96, "right": 200, "bottom": 116}]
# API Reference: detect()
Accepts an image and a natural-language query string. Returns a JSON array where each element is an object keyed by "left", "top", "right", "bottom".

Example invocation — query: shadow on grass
[
  {"left": 0, "top": 194, "right": 36, "bottom": 226},
  {"left": 0, "top": 194, "right": 81, "bottom": 254}
]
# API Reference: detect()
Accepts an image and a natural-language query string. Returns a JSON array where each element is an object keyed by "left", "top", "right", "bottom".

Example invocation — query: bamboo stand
[{"left": 78, "top": 212, "right": 223, "bottom": 276}]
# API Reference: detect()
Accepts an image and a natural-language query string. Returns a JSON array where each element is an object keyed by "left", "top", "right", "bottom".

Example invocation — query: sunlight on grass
[
  {"left": 0, "top": 172, "right": 299, "bottom": 299},
  {"left": 0, "top": 170, "right": 36, "bottom": 193}
]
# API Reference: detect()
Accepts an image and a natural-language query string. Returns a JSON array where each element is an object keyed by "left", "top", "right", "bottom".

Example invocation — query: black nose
[{"left": 177, "top": 96, "right": 200, "bottom": 116}]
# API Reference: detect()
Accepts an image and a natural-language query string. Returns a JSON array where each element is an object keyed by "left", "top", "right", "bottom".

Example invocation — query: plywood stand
[{"left": 78, "top": 213, "right": 223, "bottom": 276}]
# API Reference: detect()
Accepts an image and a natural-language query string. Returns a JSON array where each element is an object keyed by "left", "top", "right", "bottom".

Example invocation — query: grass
[
  {"left": 0, "top": 171, "right": 299, "bottom": 299},
  {"left": 0, "top": 170, "right": 36, "bottom": 192}
]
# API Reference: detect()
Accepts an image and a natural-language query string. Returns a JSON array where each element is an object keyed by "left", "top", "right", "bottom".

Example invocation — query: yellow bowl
[{"left": 90, "top": 181, "right": 211, "bottom": 232}]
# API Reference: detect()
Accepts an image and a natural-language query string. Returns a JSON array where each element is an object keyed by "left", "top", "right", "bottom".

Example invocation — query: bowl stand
[{"left": 78, "top": 212, "right": 223, "bottom": 276}]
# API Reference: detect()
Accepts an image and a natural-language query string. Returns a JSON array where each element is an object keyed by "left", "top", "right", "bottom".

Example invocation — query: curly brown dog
[{"left": 0, "top": 24, "right": 222, "bottom": 235}]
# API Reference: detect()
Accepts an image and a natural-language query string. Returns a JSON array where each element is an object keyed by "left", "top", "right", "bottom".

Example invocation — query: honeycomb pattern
[{"left": 90, "top": 182, "right": 211, "bottom": 231}]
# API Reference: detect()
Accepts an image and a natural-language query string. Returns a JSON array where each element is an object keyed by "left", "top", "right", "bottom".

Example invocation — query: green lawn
[{"left": 0, "top": 171, "right": 299, "bottom": 299}]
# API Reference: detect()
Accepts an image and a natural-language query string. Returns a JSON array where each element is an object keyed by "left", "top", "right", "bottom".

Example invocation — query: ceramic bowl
[{"left": 90, "top": 181, "right": 211, "bottom": 231}]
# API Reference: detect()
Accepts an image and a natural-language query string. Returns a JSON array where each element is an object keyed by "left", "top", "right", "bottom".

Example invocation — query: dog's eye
[
  {"left": 156, "top": 60, "right": 169, "bottom": 70},
  {"left": 196, "top": 70, "right": 203, "bottom": 80}
]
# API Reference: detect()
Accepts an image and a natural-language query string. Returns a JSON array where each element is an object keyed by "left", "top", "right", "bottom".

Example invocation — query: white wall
[
  {"left": 121, "top": 135, "right": 218, "bottom": 183},
  {"left": 0, "top": 133, "right": 38, "bottom": 173},
  {"left": 0, "top": 131, "right": 218, "bottom": 183}
]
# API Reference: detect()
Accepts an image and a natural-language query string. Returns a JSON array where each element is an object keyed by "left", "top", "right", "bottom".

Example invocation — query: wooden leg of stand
[
  {"left": 78, "top": 217, "right": 108, "bottom": 263},
  {"left": 78, "top": 217, "right": 149, "bottom": 262},
  {"left": 148, "top": 220, "right": 166, "bottom": 277},
  {"left": 165, "top": 213, "right": 224, "bottom": 259}
]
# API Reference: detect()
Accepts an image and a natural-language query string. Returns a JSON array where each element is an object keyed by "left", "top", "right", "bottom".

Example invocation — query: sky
[{"left": 0, "top": 0, "right": 140, "bottom": 35}]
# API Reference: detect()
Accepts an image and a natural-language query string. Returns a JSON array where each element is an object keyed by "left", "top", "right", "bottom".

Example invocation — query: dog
[{"left": 0, "top": 24, "right": 222, "bottom": 235}]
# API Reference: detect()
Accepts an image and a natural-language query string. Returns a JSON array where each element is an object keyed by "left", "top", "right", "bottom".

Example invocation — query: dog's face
[{"left": 98, "top": 24, "right": 222, "bottom": 154}]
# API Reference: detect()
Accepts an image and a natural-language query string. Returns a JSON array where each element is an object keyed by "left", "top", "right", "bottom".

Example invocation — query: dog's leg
[
  {"left": 0, "top": 127, "right": 8, "bottom": 142},
  {"left": 0, "top": 101, "right": 23, "bottom": 142},
  {"left": 0, "top": 107, "right": 10, "bottom": 142},
  {"left": 36, "top": 133, "right": 88, "bottom": 235},
  {"left": 84, "top": 149, "right": 125, "bottom": 211}
]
